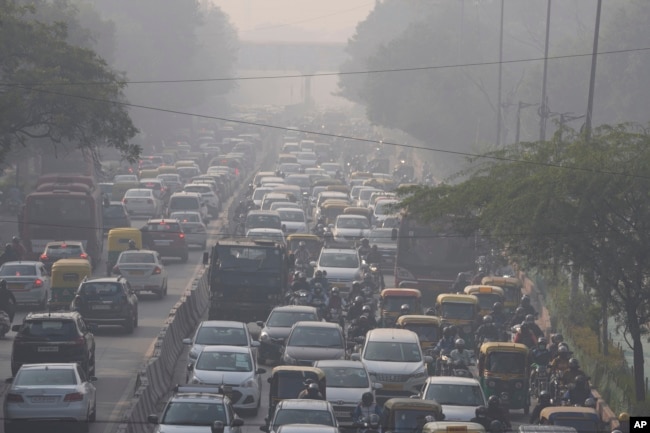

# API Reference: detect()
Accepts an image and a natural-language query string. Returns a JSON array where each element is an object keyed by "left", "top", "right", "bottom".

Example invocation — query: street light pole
[
  {"left": 496, "top": 0, "right": 505, "bottom": 146},
  {"left": 539, "top": 0, "right": 552, "bottom": 142},
  {"left": 585, "top": 0, "right": 602, "bottom": 142}
]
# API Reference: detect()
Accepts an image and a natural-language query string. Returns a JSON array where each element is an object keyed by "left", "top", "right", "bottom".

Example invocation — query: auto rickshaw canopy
[
  {"left": 463, "top": 285, "right": 505, "bottom": 314},
  {"left": 382, "top": 398, "right": 444, "bottom": 432},
  {"left": 267, "top": 366, "right": 327, "bottom": 417},
  {"left": 423, "top": 421, "right": 487, "bottom": 433},
  {"left": 539, "top": 406, "right": 601, "bottom": 433},
  {"left": 396, "top": 314, "right": 443, "bottom": 346}
]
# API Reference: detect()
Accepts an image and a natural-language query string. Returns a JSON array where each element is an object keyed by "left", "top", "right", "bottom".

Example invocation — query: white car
[
  {"left": 246, "top": 228, "right": 286, "bottom": 246},
  {"left": 420, "top": 376, "right": 488, "bottom": 421},
  {"left": 122, "top": 188, "right": 161, "bottom": 217},
  {"left": 252, "top": 187, "right": 274, "bottom": 207},
  {"left": 183, "top": 183, "right": 221, "bottom": 217},
  {"left": 0, "top": 261, "right": 51, "bottom": 308},
  {"left": 112, "top": 249, "right": 168, "bottom": 298},
  {"left": 277, "top": 208, "right": 308, "bottom": 234},
  {"left": 269, "top": 202, "right": 302, "bottom": 211},
  {"left": 312, "top": 248, "right": 363, "bottom": 296},
  {"left": 372, "top": 198, "right": 399, "bottom": 225},
  {"left": 182, "top": 320, "right": 260, "bottom": 365},
  {"left": 170, "top": 211, "right": 208, "bottom": 249},
  {"left": 187, "top": 345, "right": 265, "bottom": 416},
  {"left": 332, "top": 214, "right": 371, "bottom": 244},
  {"left": 4, "top": 363, "right": 97, "bottom": 431}
]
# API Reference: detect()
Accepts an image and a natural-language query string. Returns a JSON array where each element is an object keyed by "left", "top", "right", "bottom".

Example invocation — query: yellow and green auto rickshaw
[
  {"left": 266, "top": 366, "right": 326, "bottom": 420},
  {"left": 396, "top": 314, "right": 443, "bottom": 375},
  {"left": 380, "top": 398, "right": 444, "bottom": 433},
  {"left": 423, "top": 421, "right": 487, "bottom": 433},
  {"left": 379, "top": 288, "right": 422, "bottom": 327},
  {"left": 463, "top": 285, "right": 505, "bottom": 317},
  {"left": 539, "top": 407, "right": 602, "bottom": 433},
  {"left": 106, "top": 227, "right": 142, "bottom": 276},
  {"left": 138, "top": 168, "right": 160, "bottom": 180},
  {"left": 49, "top": 258, "right": 92, "bottom": 310},
  {"left": 477, "top": 342, "right": 531, "bottom": 414},
  {"left": 436, "top": 293, "right": 480, "bottom": 348},
  {"left": 320, "top": 200, "right": 350, "bottom": 226},
  {"left": 481, "top": 276, "right": 522, "bottom": 315}
]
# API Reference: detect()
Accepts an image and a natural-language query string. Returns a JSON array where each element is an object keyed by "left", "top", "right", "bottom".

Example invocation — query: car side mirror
[
  {"left": 309, "top": 261, "right": 317, "bottom": 267},
  {"left": 256, "top": 321, "right": 265, "bottom": 328},
  {"left": 251, "top": 341, "right": 260, "bottom": 347},
  {"left": 187, "top": 363, "right": 194, "bottom": 371},
  {"left": 89, "top": 376, "right": 98, "bottom": 382},
  {"left": 147, "top": 414, "right": 159, "bottom": 424},
  {"left": 350, "top": 353, "right": 361, "bottom": 361},
  {"left": 182, "top": 338, "right": 192, "bottom": 345},
  {"left": 211, "top": 420, "right": 225, "bottom": 433},
  {"left": 11, "top": 325, "right": 20, "bottom": 332},
  {"left": 424, "top": 355, "right": 434, "bottom": 364}
]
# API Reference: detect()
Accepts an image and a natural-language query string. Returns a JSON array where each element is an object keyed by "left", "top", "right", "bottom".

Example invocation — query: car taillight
[
  {"left": 33, "top": 279, "right": 43, "bottom": 288},
  {"left": 40, "top": 254, "right": 48, "bottom": 260},
  {"left": 63, "top": 392, "right": 83, "bottom": 402},
  {"left": 112, "top": 266, "right": 120, "bottom": 274},
  {"left": 179, "top": 233, "right": 185, "bottom": 239},
  {"left": 122, "top": 199, "right": 128, "bottom": 204},
  {"left": 80, "top": 253, "right": 88, "bottom": 259},
  {"left": 74, "top": 337, "right": 85, "bottom": 345},
  {"left": 153, "top": 266, "right": 162, "bottom": 275},
  {"left": 6, "top": 393, "right": 24, "bottom": 403}
]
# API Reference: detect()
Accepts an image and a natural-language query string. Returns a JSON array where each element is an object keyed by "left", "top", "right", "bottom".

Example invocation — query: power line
[{"left": 1, "top": 46, "right": 648, "bottom": 87}]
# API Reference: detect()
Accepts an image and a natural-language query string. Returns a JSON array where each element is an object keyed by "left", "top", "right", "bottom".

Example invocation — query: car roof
[
  {"left": 119, "top": 249, "right": 157, "bottom": 255},
  {"left": 424, "top": 376, "right": 482, "bottom": 386},
  {"left": 366, "top": 328, "right": 420, "bottom": 342},
  {"left": 199, "top": 320, "right": 247, "bottom": 329},
  {"left": 46, "top": 240, "right": 83, "bottom": 246},
  {"left": 277, "top": 399, "right": 333, "bottom": 410},
  {"left": 147, "top": 218, "right": 181, "bottom": 224},
  {"left": 336, "top": 214, "right": 367, "bottom": 219},
  {"left": 125, "top": 188, "right": 154, "bottom": 193},
  {"left": 83, "top": 276, "right": 124, "bottom": 283},
  {"left": 292, "top": 321, "right": 341, "bottom": 329},
  {"left": 18, "top": 363, "right": 79, "bottom": 370},
  {"left": 270, "top": 305, "right": 319, "bottom": 314},
  {"left": 320, "top": 248, "right": 358, "bottom": 255},
  {"left": 2, "top": 261, "right": 42, "bottom": 266},
  {"left": 24, "top": 311, "right": 81, "bottom": 320},
  {"left": 314, "top": 359, "right": 367, "bottom": 368},
  {"left": 277, "top": 425, "right": 338, "bottom": 433},
  {"left": 200, "top": 345, "right": 251, "bottom": 354}
]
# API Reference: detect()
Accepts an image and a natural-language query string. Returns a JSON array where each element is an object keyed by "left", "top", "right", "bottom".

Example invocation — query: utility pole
[
  {"left": 539, "top": 0, "right": 552, "bottom": 142},
  {"left": 496, "top": 0, "right": 504, "bottom": 146},
  {"left": 585, "top": 0, "right": 602, "bottom": 142}
]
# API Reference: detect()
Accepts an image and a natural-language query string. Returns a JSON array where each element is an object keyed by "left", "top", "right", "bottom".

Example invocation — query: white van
[{"left": 167, "top": 192, "right": 209, "bottom": 223}]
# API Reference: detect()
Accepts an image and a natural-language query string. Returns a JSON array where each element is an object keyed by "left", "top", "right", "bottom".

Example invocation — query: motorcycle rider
[
  {"left": 365, "top": 244, "right": 382, "bottom": 265},
  {"left": 128, "top": 239, "right": 138, "bottom": 250},
  {"left": 293, "top": 241, "right": 311, "bottom": 270},
  {"left": 328, "top": 287, "right": 345, "bottom": 310},
  {"left": 549, "top": 345, "right": 571, "bottom": 398},
  {"left": 298, "top": 381, "right": 325, "bottom": 400},
  {"left": 514, "top": 321, "right": 537, "bottom": 349},
  {"left": 352, "top": 392, "right": 382, "bottom": 423},
  {"left": 490, "top": 302, "right": 508, "bottom": 331},
  {"left": 0, "top": 243, "right": 18, "bottom": 265},
  {"left": 561, "top": 358, "right": 588, "bottom": 387},
  {"left": 349, "top": 314, "right": 372, "bottom": 340},
  {"left": 548, "top": 333, "right": 565, "bottom": 359},
  {"left": 509, "top": 306, "right": 527, "bottom": 328},
  {"left": 520, "top": 294, "right": 538, "bottom": 318},
  {"left": 470, "top": 406, "right": 491, "bottom": 431},
  {"left": 562, "top": 374, "right": 593, "bottom": 406},
  {"left": 347, "top": 281, "right": 364, "bottom": 303},
  {"left": 289, "top": 272, "right": 311, "bottom": 301},
  {"left": 362, "top": 304, "right": 377, "bottom": 328},
  {"left": 0, "top": 279, "right": 17, "bottom": 323},
  {"left": 530, "top": 337, "right": 552, "bottom": 394},
  {"left": 310, "top": 284, "right": 329, "bottom": 315},
  {"left": 485, "top": 395, "right": 511, "bottom": 430},
  {"left": 449, "top": 338, "right": 473, "bottom": 371},
  {"left": 397, "top": 304, "right": 411, "bottom": 322},
  {"left": 488, "top": 420, "right": 506, "bottom": 433},
  {"left": 11, "top": 237, "right": 26, "bottom": 260},
  {"left": 310, "top": 270, "right": 330, "bottom": 292},
  {"left": 347, "top": 296, "right": 365, "bottom": 323},
  {"left": 525, "top": 314, "right": 544, "bottom": 338},
  {"left": 529, "top": 390, "right": 553, "bottom": 424},
  {"left": 357, "top": 238, "right": 371, "bottom": 260},
  {"left": 434, "top": 326, "right": 457, "bottom": 353},
  {"left": 476, "top": 315, "right": 500, "bottom": 348}
]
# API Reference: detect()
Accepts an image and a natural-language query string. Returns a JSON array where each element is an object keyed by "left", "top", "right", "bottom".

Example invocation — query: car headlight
[
  {"left": 260, "top": 332, "right": 270, "bottom": 342},
  {"left": 241, "top": 378, "right": 256, "bottom": 388},
  {"left": 189, "top": 348, "right": 200, "bottom": 360},
  {"left": 192, "top": 377, "right": 202, "bottom": 385}
]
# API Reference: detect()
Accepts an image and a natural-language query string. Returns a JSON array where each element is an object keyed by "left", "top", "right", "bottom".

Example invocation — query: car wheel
[
  {"left": 180, "top": 252, "right": 188, "bottom": 263},
  {"left": 89, "top": 399, "right": 97, "bottom": 422},
  {"left": 124, "top": 315, "right": 135, "bottom": 334},
  {"left": 88, "top": 354, "right": 96, "bottom": 377}
]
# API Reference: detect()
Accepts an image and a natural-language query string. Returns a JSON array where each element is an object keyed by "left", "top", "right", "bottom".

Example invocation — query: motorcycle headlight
[
  {"left": 260, "top": 332, "right": 270, "bottom": 342},
  {"left": 241, "top": 377, "right": 256, "bottom": 388}
]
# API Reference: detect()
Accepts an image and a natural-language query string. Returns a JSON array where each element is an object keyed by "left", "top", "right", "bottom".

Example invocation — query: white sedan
[
  {"left": 331, "top": 214, "right": 371, "bottom": 244},
  {"left": 277, "top": 208, "right": 309, "bottom": 234},
  {"left": 0, "top": 261, "right": 51, "bottom": 308},
  {"left": 112, "top": 249, "right": 168, "bottom": 298},
  {"left": 170, "top": 211, "right": 208, "bottom": 249},
  {"left": 122, "top": 188, "right": 161, "bottom": 217},
  {"left": 246, "top": 228, "right": 286, "bottom": 247}
]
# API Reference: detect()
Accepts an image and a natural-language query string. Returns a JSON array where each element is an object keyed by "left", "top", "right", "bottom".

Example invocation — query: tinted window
[
  {"left": 363, "top": 341, "right": 422, "bottom": 362},
  {"left": 16, "top": 368, "right": 77, "bottom": 386},
  {"left": 170, "top": 197, "right": 200, "bottom": 208},
  {"left": 288, "top": 326, "right": 343, "bottom": 348},
  {"left": 0, "top": 264, "right": 37, "bottom": 276},
  {"left": 318, "top": 253, "right": 359, "bottom": 268},
  {"left": 267, "top": 311, "right": 318, "bottom": 327},
  {"left": 118, "top": 252, "right": 155, "bottom": 264},
  {"left": 147, "top": 223, "right": 182, "bottom": 233},
  {"left": 196, "top": 351, "right": 252, "bottom": 372},
  {"left": 320, "top": 366, "right": 369, "bottom": 388},
  {"left": 195, "top": 326, "right": 248, "bottom": 346},
  {"left": 424, "top": 383, "right": 485, "bottom": 406},
  {"left": 46, "top": 245, "right": 82, "bottom": 257},
  {"left": 104, "top": 205, "right": 127, "bottom": 218},
  {"left": 19, "top": 320, "right": 78, "bottom": 339},
  {"left": 79, "top": 282, "right": 123, "bottom": 298},
  {"left": 161, "top": 401, "right": 226, "bottom": 425},
  {"left": 274, "top": 409, "right": 334, "bottom": 428}
]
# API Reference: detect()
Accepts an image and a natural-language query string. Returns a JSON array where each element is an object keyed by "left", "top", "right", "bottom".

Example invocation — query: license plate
[
  {"left": 8, "top": 283, "right": 23, "bottom": 291},
  {"left": 31, "top": 396, "right": 57, "bottom": 403},
  {"left": 129, "top": 270, "right": 145, "bottom": 276},
  {"left": 92, "top": 305, "right": 111, "bottom": 310},
  {"left": 154, "top": 240, "right": 171, "bottom": 245},
  {"left": 334, "top": 411, "right": 350, "bottom": 418},
  {"left": 381, "top": 383, "right": 403, "bottom": 391},
  {"left": 37, "top": 346, "right": 59, "bottom": 352}
]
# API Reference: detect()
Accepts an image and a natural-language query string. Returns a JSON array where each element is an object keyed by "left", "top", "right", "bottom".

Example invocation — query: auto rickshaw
[
  {"left": 379, "top": 288, "right": 422, "bottom": 327},
  {"left": 111, "top": 181, "right": 139, "bottom": 201},
  {"left": 266, "top": 366, "right": 326, "bottom": 420},
  {"left": 138, "top": 168, "right": 160, "bottom": 180},
  {"left": 320, "top": 200, "right": 350, "bottom": 226},
  {"left": 435, "top": 294, "right": 480, "bottom": 348},
  {"left": 539, "top": 407, "right": 602, "bottom": 433},
  {"left": 157, "top": 165, "right": 178, "bottom": 175},
  {"left": 423, "top": 421, "right": 487, "bottom": 433},
  {"left": 343, "top": 207, "right": 373, "bottom": 224},
  {"left": 477, "top": 342, "right": 530, "bottom": 414},
  {"left": 396, "top": 314, "right": 442, "bottom": 375},
  {"left": 463, "top": 285, "right": 505, "bottom": 317},
  {"left": 380, "top": 398, "right": 444, "bottom": 433},
  {"left": 106, "top": 227, "right": 142, "bottom": 276},
  {"left": 481, "top": 276, "right": 522, "bottom": 315},
  {"left": 49, "top": 258, "right": 92, "bottom": 310},
  {"left": 287, "top": 234, "right": 322, "bottom": 260},
  {"left": 312, "top": 178, "right": 344, "bottom": 188}
]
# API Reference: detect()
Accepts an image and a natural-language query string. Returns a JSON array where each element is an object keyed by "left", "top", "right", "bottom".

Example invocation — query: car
[
  {"left": 282, "top": 321, "right": 346, "bottom": 366},
  {"left": 113, "top": 174, "right": 138, "bottom": 183},
  {"left": 10, "top": 311, "right": 96, "bottom": 377},
  {"left": 356, "top": 328, "right": 432, "bottom": 404},
  {"left": 367, "top": 228, "right": 398, "bottom": 270},
  {"left": 168, "top": 191, "right": 209, "bottom": 223},
  {"left": 4, "top": 363, "right": 97, "bottom": 433},
  {"left": 371, "top": 198, "right": 399, "bottom": 225},
  {"left": 141, "top": 218, "right": 190, "bottom": 262},
  {"left": 261, "top": 193, "right": 294, "bottom": 211},
  {"left": 0, "top": 261, "right": 51, "bottom": 308},
  {"left": 263, "top": 399, "right": 338, "bottom": 433},
  {"left": 252, "top": 187, "right": 275, "bottom": 207},
  {"left": 170, "top": 211, "right": 208, "bottom": 249},
  {"left": 276, "top": 425, "right": 339, "bottom": 433},
  {"left": 39, "top": 241, "right": 91, "bottom": 272},
  {"left": 184, "top": 183, "right": 221, "bottom": 217},
  {"left": 182, "top": 320, "right": 260, "bottom": 365},
  {"left": 187, "top": 345, "right": 265, "bottom": 415},
  {"left": 246, "top": 228, "right": 286, "bottom": 247},
  {"left": 102, "top": 201, "right": 132, "bottom": 233},
  {"left": 314, "top": 359, "right": 380, "bottom": 428},
  {"left": 157, "top": 173, "right": 183, "bottom": 194},
  {"left": 148, "top": 385, "right": 244, "bottom": 433},
  {"left": 420, "top": 376, "right": 488, "bottom": 422},
  {"left": 277, "top": 208, "right": 309, "bottom": 234},
  {"left": 296, "top": 151, "right": 318, "bottom": 167},
  {"left": 312, "top": 248, "right": 363, "bottom": 296},
  {"left": 356, "top": 188, "right": 382, "bottom": 208},
  {"left": 139, "top": 178, "right": 169, "bottom": 203},
  {"left": 257, "top": 306, "right": 320, "bottom": 365},
  {"left": 245, "top": 210, "right": 283, "bottom": 233},
  {"left": 122, "top": 188, "right": 162, "bottom": 217},
  {"left": 269, "top": 202, "right": 302, "bottom": 211},
  {"left": 331, "top": 214, "right": 372, "bottom": 244},
  {"left": 111, "top": 249, "right": 168, "bottom": 298},
  {"left": 71, "top": 276, "right": 139, "bottom": 333}
]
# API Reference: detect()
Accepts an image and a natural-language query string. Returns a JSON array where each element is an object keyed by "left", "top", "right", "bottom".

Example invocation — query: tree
[
  {"left": 0, "top": 1, "right": 139, "bottom": 163},
  {"left": 399, "top": 123, "right": 650, "bottom": 401}
]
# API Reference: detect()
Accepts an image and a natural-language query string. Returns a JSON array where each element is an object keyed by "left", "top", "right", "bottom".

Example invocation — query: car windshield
[
  {"left": 118, "top": 253, "right": 155, "bottom": 264},
  {"left": 46, "top": 244, "right": 82, "bottom": 257},
  {"left": 440, "top": 303, "right": 476, "bottom": 320},
  {"left": 170, "top": 197, "right": 199, "bottom": 207},
  {"left": 319, "top": 253, "right": 359, "bottom": 268},
  {"left": 161, "top": 401, "right": 226, "bottom": 426},
  {"left": 336, "top": 217, "right": 370, "bottom": 229},
  {"left": 267, "top": 311, "right": 318, "bottom": 327},
  {"left": 369, "top": 230, "right": 397, "bottom": 245},
  {"left": 126, "top": 190, "right": 152, "bottom": 198},
  {"left": 363, "top": 341, "right": 422, "bottom": 362},
  {"left": 19, "top": 320, "right": 77, "bottom": 339},
  {"left": 383, "top": 296, "right": 419, "bottom": 312},
  {"left": 320, "top": 366, "right": 369, "bottom": 388},
  {"left": 171, "top": 213, "right": 201, "bottom": 223},
  {"left": 402, "top": 324, "right": 440, "bottom": 342},
  {"left": 273, "top": 409, "right": 334, "bottom": 428},
  {"left": 104, "top": 205, "right": 126, "bottom": 218},
  {"left": 424, "top": 384, "right": 485, "bottom": 406},
  {"left": 196, "top": 351, "right": 252, "bottom": 372},
  {"left": 278, "top": 210, "right": 305, "bottom": 222},
  {"left": 374, "top": 201, "right": 398, "bottom": 216},
  {"left": 194, "top": 326, "right": 248, "bottom": 346},
  {"left": 0, "top": 265, "right": 36, "bottom": 276},
  {"left": 288, "top": 327, "right": 343, "bottom": 348},
  {"left": 15, "top": 368, "right": 77, "bottom": 386},
  {"left": 253, "top": 189, "right": 272, "bottom": 201}
]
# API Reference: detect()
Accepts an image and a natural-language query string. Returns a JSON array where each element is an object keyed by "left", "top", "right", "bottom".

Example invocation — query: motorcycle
[
  {"left": 310, "top": 297, "right": 328, "bottom": 318},
  {"left": 233, "top": 213, "right": 247, "bottom": 236},
  {"left": 440, "top": 354, "right": 473, "bottom": 378},
  {"left": 530, "top": 363, "right": 550, "bottom": 399},
  {"left": 327, "top": 306, "right": 345, "bottom": 327},
  {"left": 366, "top": 263, "right": 384, "bottom": 290},
  {"left": 0, "top": 310, "right": 11, "bottom": 338},
  {"left": 354, "top": 416, "right": 380, "bottom": 433},
  {"left": 290, "top": 290, "right": 311, "bottom": 306}
]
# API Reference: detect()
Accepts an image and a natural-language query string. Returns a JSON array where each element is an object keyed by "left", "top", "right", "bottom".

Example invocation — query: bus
[
  {"left": 20, "top": 174, "right": 103, "bottom": 267},
  {"left": 394, "top": 214, "right": 477, "bottom": 305}
]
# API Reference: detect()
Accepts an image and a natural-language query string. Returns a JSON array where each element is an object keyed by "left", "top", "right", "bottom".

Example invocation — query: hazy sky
[{"left": 210, "top": 0, "right": 375, "bottom": 42}]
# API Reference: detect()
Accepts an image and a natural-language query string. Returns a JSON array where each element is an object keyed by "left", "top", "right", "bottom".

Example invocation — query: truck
[{"left": 204, "top": 238, "right": 290, "bottom": 323}]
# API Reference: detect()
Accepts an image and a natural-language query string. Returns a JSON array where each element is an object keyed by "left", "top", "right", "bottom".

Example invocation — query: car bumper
[
  {"left": 230, "top": 385, "right": 260, "bottom": 410},
  {"left": 125, "top": 204, "right": 157, "bottom": 215},
  {"left": 5, "top": 402, "right": 89, "bottom": 422},
  {"left": 12, "top": 288, "right": 47, "bottom": 305},
  {"left": 184, "top": 233, "right": 207, "bottom": 246},
  {"left": 116, "top": 275, "right": 164, "bottom": 293}
]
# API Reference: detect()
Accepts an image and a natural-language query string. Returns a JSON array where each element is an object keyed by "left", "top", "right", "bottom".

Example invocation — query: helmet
[
  {"left": 308, "top": 382, "right": 320, "bottom": 393},
  {"left": 294, "top": 270, "right": 301, "bottom": 279},
  {"left": 575, "top": 374, "right": 587, "bottom": 384},
  {"left": 569, "top": 358, "right": 580, "bottom": 368},
  {"left": 298, "top": 272, "right": 306, "bottom": 280},
  {"left": 425, "top": 307, "right": 436, "bottom": 316},
  {"left": 539, "top": 390, "right": 551, "bottom": 404},
  {"left": 361, "top": 392, "right": 373, "bottom": 405},
  {"left": 489, "top": 420, "right": 504, "bottom": 433},
  {"left": 314, "top": 270, "right": 323, "bottom": 278},
  {"left": 455, "top": 338, "right": 465, "bottom": 349},
  {"left": 371, "top": 244, "right": 378, "bottom": 250},
  {"left": 525, "top": 314, "right": 535, "bottom": 324},
  {"left": 354, "top": 296, "right": 364, "bottom": 305},
  {"left": 11, "top": 236, "right": 19, "bottom": 243},
  {"left": 521, "top": 294, "right": 531, "bottom": 305},
  {"left": 483, "top": 315, "right": 493, "bottom": 324},
  {"left": 552, "top": 333, "right": 564, "bottom": 344},
  {"left": 362, "top": 305, "right": 372, "bottom": 314},
  {"left": 361, "top": 238, "right": 369, "bottom": 246},
  {"left": 331, "top": 287, "right": 339, "bottom": 296},
  {"left": 128, "top": 239, "right": 136, "bottom": 248},
  {"left": 538, "top": 337, "right": 547, "bottom": 346},
  {"left": 400, "top": 304, "right": 410, "bottom": 314},
  {"left": 558, "top": 345, "right": 569, "bottom": 355},
  {"left": 4, "top": 244, "right": 12, "bottom": 252},
  {"left": 492, "top": 302, "right": 503, "bottom": 311},
  {"left": 358, "top": 314, "right": 369, "bottom": 324},
  {"left": 352, "top": 281, "right": 362, "bottom": 290},
  {"left": 619, "top": 412, "right": 630, "bottom": 422},
  {"left": 299, "top": 241, "right": 306, "bottom": 247},
  {"left": 475, "top": 406, "right": 487, "bottom": 417},
  {"left": 487, "top": 395, "right": 500, "bottom": 408},
  {"left": 584, "top": 398, "right": 596, "bottom": 408},
  {"left": 515, "top": 307, "right": 524, "bottom": 315},
  {"left": 368, "top": 414, "right": 380, "bottom": 429},
  {"left": 443, "top": 326, "right": 454, "bottom": 337}
]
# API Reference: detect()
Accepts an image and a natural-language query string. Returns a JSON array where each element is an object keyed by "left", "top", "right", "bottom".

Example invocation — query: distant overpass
[{"left": 237, "top": 40, "right": 346, "bottom": 72}]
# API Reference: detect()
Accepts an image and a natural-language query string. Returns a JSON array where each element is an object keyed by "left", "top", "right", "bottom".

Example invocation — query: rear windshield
[
  {"left": 46, "top": 245, "right": 82, "bottom": 256},
  {"left": 79, "top": 282, "right": 122, "bottom": 297},
  {"left": 104, "top": 205, "right": 126, "bottom": 218},
  {"left": 171, "top": 213, "right": 201, "bottom": 223},
  {"left": 125, "top": 190, "right": 152, "bottom": 198},
  {"left": 195, "top": 326, "right": 248, "bottom": 346},
  {"left": 118, "top": 253, "right": 155, "bottom": 264},
  {"left": 19, "top": 319, "right": 77, "bottom": 338},
  {"left": 0, "top": 264, "right": 37, "bottom": 276},
  {"left": 16, "top": 368, "right": 77, "bottom": 386},
  {"left": 246, "top": 214, "right": 282, "bottom": 229},
  {"left": 146, "top": 223, "right": 182, "bottom": 232},
  {"left": 169, "top": 197, "right": 199, "bottom": 208}
]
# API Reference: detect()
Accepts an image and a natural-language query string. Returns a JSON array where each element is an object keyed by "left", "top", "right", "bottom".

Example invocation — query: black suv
[
  {"left": 103, "top": 201, "right": 132, "bottom": 233},
  {"left": 71, "top": 276, "right": 139, "bottom": 334},
  {"left": 11, "top": 311, "right": 96, "bottom": 376},
  {"left": 141, "top": 218, "right": 189, "bottom": 262}
]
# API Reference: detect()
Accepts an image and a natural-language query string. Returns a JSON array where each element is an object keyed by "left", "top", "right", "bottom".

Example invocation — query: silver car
[
  {"left": 123, "top": 188, "right": 162, "bottom": 217},
  {"left": 112, "top": 249, "right": 168, "bottom": 298},
  {"left": 170, "top": 211, "right": 208, "bottom": 249},
  {"left": 4, "top": 363, "right": 97, "bottom": 431},
  {"left": 182, "top": 320, "right": 260, "bottom": 365},
  {"left": 282, "top": 321, "right": 346, "bottom": 366},
  {"left": 0, "top": 261, "right": 51, "bottom": 308},
  {"left": 312, "top": 248, "right": 363, "bottom": 297},
  {"left": 420, "top": 376, "right": 487, "bottom": 421},
  {"left": 263, "top": 399, "right": 338, "bottom": 433}
]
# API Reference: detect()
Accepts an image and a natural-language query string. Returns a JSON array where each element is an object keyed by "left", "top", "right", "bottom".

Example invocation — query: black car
[
  {"left": 102, "top": 201, "right": 132, "bottom": 233},
  {"left": 11, "top": 311, "right": 96, "bottom": 376},
  {"left": 141, "top": 218, "right": 189, "bottom": 262},
  {"left": 71, "top": 276, "right": 138, "bottom": 334}
]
